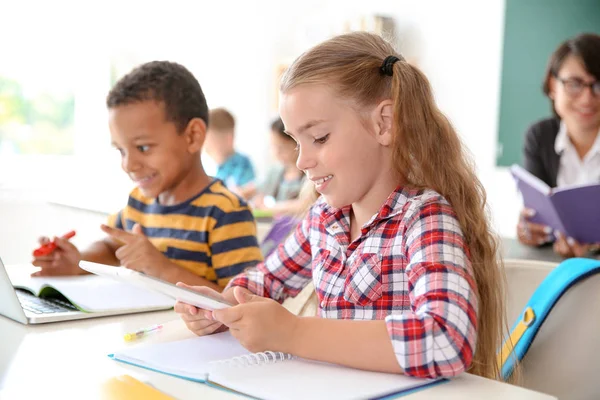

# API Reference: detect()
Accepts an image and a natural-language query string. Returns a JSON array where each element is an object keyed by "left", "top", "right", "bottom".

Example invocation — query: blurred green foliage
[{"left": 0, "top": 76, "right": 74, "bottom": 155}]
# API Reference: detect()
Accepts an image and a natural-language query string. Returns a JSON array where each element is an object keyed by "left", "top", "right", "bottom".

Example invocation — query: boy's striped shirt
[{"left": 108, "top": 179, "right": 263, "bottom": 287}]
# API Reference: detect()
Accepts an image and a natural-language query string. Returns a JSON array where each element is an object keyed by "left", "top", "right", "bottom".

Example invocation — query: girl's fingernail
[
  {"left": 543, "top": 226, "right": 552, "bottom": 234},
  {"left": 526, "top": 209, "right": 536, "bottom": 217},
  {"left": 567, "top": 237, "right": 575, "bottom": 246}
]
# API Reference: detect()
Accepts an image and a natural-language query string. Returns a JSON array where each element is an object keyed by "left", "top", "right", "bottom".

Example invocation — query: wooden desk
[{"left": 0, "top": 313, "right": 556, "bottom": 400}]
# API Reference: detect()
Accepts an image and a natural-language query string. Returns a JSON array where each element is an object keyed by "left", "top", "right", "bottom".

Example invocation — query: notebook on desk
[
  {"left": 110, "top": 331, "right": 445, "bottom": 400},
  {"left": 0, "top": 258, "right": 175, "bottom": 324}
]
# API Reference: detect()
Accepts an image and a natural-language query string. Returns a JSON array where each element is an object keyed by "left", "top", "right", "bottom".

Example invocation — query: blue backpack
[{"left": 498, "top": 257, "right": 600, "bottom": 380}]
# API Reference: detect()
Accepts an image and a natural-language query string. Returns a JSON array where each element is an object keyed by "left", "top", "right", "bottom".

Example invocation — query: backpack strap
[{"left": 498, "top": 257, "right": 600, "bottom": 380}]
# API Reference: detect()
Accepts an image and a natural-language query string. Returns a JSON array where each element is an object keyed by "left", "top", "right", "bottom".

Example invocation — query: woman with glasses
[{"left": 517, "top": 33, "right": 600, "bottom": 257}]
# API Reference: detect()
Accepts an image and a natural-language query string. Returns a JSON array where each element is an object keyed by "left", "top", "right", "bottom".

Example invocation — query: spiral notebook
[{"left": 109, "top": 331, "right": 445, "bottom": 399}]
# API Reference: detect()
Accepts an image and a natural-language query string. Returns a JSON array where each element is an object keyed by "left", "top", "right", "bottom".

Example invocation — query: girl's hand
[
  {"left": 174, "top": 283, "right": 239, "bottom": 336},
  {"left": 31, "top": 236, "right": 83, "bottom": 276},
  {"left": 517, "top": 208, "right": 553, "bottom": 246},
  {"left": 212, "top": 286, "right": 299, "bottom": 353},
  {"left": 553, "top": 232, "right": 593, "bottom": 258}
]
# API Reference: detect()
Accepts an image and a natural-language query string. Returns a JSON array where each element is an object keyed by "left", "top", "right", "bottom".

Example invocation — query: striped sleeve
[
  {"left": 227, "top": 210, "right": 313, "bottom": 302},
  {"left": 385, "top": 199, "right": 478, "bottom": 378},
  {"left": 209, "top": 203, "right": 263, "bottom": 287}
]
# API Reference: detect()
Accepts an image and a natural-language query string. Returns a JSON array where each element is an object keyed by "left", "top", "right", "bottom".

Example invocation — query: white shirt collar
[
  {"left": 554, "top": 120, "right": 600, "bottom": 160},
  {"left": 554, "top": 121, "right": 569, "bottom": 154}
]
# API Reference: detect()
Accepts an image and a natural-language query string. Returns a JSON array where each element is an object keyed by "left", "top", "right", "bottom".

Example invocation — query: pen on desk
[
  {"left": 124, "top": 324, "right": 164, "bottom": 342},
  {"left": 33, "top": 230, "right": 77, "bottom": 257}
]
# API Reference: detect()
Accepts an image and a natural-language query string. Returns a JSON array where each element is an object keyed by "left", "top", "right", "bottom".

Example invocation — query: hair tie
[{"left": 380, "top": 56, "right": 400, "bottom": 76}]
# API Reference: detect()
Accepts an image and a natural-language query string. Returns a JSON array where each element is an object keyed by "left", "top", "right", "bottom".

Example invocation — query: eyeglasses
[{"left": 555, "top": 76, "right": 600, "bottom": 97}]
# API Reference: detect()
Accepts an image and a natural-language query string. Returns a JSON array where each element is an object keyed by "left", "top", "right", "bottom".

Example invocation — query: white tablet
[{"left": 79, "top": 261, "right": 232, "bottom": 311}]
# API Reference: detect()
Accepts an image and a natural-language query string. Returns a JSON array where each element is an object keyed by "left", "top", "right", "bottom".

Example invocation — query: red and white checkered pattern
[{"left": 228, "top": 187, "right": 478, "bottom": 378}]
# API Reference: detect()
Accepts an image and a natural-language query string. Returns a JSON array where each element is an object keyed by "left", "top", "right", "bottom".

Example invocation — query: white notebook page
[
  {"left": 208, "top": 358, "right": 443, "bottom": 400},
  {"left": 111, "top": 331, "right": 250, "bottom": 382},
  {"left": 8, "top": 266, "right": 174, "bottom": 312}
]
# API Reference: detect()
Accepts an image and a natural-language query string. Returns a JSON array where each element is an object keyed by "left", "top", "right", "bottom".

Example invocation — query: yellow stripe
[
  {"left": 123, "top": 206, "right": 216, "bottom": 231},
  {"left": 106, "top": 213, "right": 119, "bottom": 227},
  {"left": 148, "top": 237, "right": 210, "bottom": 255},
  {"left": 212, "top": 247, "right": 263, "bottom": 269},
  {"left": 211, "top": 221, "right": 258, "bottom": 243},
  {"left": 497, "top": 307, "right": 535, "bottom": 373},
  {"left": 192, "top": 193, "right": 240, "bottom": 211},
  {"left": 130, "top": 188, "right": 154, "bottom": 205},
  {"left": 173, "top": 260, "right": 217, "bottom": 282},
  {"left": 208, "top": 181, "right": 241, "bottom": 204},
  {"left": 217, "top": 276, "right": 235, "bottom": 288}
]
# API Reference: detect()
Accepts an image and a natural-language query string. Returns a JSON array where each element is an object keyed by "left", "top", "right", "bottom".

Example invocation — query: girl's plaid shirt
[{"left": 227, "top": 187, "right": 478, "bottom": 378}]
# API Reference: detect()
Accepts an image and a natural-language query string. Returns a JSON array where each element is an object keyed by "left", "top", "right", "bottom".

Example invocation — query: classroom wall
[
  {"left": 497, "top": 0, "right": 600, "bottom": 167},
  {"left": 0, "top": 0, "right": 521, "bottom": 239}
]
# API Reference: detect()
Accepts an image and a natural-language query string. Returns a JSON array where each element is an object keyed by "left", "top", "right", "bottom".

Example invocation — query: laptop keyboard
[{"left": 16, "top": 290, "right": 78, "bottom": 314}]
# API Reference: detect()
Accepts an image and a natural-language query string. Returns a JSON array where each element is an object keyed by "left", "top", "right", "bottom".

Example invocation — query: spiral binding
[{"left": 212, "top": 351, "right": 295, "bottom": 367}]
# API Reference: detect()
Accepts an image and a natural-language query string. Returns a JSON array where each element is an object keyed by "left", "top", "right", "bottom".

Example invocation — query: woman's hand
[
  {"left": 517, "top": 208, "right": 553, "bottom": 246},
  {"left": 174, "top": 283, "right": 239, "bottom": 336},
  {"left": 212, "top": 287, "right": 299, "bottom": 353},
  {"left": 553, "top": 232, "right": 595, "bottom": 258}
]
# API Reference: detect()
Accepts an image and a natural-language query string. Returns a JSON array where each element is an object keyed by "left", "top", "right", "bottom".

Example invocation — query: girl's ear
[
  {"left": 186, "top": 118, "right": 206, "bottom": 153},
  {"left": 372, "top": 99, "right": 394, "bottom": 146}
]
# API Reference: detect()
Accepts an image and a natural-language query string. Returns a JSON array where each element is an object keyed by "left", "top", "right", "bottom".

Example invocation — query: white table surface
[
  {"left": 0, "top": 311, "right": 556, "bottom": 400},
  {"left": 0, "top": 199, "right": 555, "bottom": 399}
]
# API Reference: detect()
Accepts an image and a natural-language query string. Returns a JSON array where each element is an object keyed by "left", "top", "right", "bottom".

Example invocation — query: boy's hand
[
  {"left": 212, "top": 287, "right": 298, "bottom": 353},
  {"left": 174, "top": 283, "right": 238, "bottom": 336},
  {"left": 100, "top": 223, "right": 170, "bottom": 276},
  {"left": 31, "top": 236, "right": 83, "bottom": 277}
]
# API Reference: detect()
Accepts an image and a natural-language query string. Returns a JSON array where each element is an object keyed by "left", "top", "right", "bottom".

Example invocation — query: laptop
[{"left": 0, "top": 257, "right": 174, "bottom": 324}]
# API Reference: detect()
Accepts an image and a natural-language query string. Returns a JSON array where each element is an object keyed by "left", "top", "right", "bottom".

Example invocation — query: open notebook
[
  {"left": 110, "top": 332, "right": 445, "bottom": 400},
  {"left": 8, "top": 266, "right": 175, "bottom": 313}
]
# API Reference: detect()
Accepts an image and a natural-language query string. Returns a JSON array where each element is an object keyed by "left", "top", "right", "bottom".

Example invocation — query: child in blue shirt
[{"left": 203, "top": 107, "right": 256, "bottom": 198}]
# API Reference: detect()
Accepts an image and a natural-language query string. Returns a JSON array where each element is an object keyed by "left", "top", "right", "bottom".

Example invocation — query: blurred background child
[
  {"left": 248, "top": 117, "right": 306, "bottom": 216},
  {"left": 204, "top": 107, "right": 256, "bottom": 198}
]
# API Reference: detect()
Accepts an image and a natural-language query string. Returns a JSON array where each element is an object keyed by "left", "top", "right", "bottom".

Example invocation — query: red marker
[{"left": 33, "top": 230, "right": 76, "bottom": 257}]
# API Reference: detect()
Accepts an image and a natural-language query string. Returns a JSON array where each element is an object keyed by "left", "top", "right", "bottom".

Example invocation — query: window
[{"left": 0, "top": 73, "right": 75, "bottom": 155}]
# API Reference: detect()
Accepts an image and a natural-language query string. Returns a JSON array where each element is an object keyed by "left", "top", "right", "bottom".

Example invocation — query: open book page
[
  {"left": 7, "top": 265, "right": 174, "bottom": 312},
  {"left": 110, "top": 331, "right": 250, "bottom": 383},
  {"left": 208, "top": 358, "right": 444, "bottom": 400},
  {"left": 551, "top": 184, "right": 600, "bottom": 243},
  {"left": 511, "top": 164, "right": 600, "bottom": 243}
]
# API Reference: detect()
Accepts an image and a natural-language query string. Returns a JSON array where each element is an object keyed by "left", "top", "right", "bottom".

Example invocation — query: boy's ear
[
  {"left": 371, "top": 99, "right": 394, "bottom": 146},
  {"left": 185, "top": 118, "right": 207, "bottom": 153}
]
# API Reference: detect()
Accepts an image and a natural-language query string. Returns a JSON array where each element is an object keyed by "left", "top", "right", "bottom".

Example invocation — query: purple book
[
  {"left": 511, "top": 165, "right": 600, "bottom": 244},
  {"left": 260, "top": 216, "right": 299, "bottom": 258}
]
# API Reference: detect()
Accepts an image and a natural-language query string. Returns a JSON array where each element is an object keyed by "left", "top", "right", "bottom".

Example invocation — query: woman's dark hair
[{"left": 543, "top": 33, "right": 600, "bottom": 115}]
